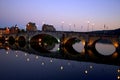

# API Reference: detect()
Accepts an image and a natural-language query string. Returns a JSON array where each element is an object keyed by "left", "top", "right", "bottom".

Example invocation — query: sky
[{"left": 0, "top": 0, "right": 120, "bottom": 31}]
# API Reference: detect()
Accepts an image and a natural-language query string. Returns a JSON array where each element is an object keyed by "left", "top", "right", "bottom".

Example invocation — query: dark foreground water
[{"left": 0, "top": 43, "right": 120, "bottom": 80}]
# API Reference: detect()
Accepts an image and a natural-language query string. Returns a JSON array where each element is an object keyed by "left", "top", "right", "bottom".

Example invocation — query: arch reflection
[
  {"left": 8, "top": 36, "right": 15, "bottom": 45},
  {"left": 0, "top": 39, "right": 120, "bottom": 66},
  {"left": 30, "top": 34, "right": 59, "bottom": 53},
  {"left": 0, "top": 36, "right": 5, "bottom": 43},
  {"left": 64, "top": 37, "right": 84, "bottom": 55},
  {"left": 18, "top": 36, "right": 26, "bottom": 47},
  {"left": 95, "top": 39, "right": 116, "bottom": 56}
]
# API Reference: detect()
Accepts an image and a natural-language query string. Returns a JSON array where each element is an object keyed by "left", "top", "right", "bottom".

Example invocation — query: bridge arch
[
  {"left": 86, "top": 36, "right": 119, "bottom": 49},
  {"left": 88, "top": 46, "right": 119, "bottom": 60},
  {"left": 17, "top": 36, "right": 26, "bottom": 47},
  {"left": 8, "top": 36, "right": 15, "bottom": 45},
  {"left": 0, "top": 36, "right": 5, "bottom": 43},
  {"left": 63, "top": 36, "right": 86, "bottom": 55},
  {"left": 30, "top": 33, "right": 59, "bottom": 53},
  {"left": 28, "top": 32, "right": 61, "bottom": 43},
  {"left": 87, "top": 37, "right": 120, "bottom": 59}
]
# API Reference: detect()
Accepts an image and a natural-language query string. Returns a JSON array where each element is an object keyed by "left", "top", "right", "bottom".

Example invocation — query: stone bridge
[
  {"left": 1, "top": 31, "right": 120, "bottom": 65},
  {"left": 3, "top": 31, "right": 120, "bottom": 51}
]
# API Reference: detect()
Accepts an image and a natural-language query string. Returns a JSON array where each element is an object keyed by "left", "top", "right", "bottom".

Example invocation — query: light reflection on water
[
  {"left": 0, "top": 43, "right": 119, "bottom": 80},
  {"left": 73, "top": 42, "right": 116, "bottom": 56}
]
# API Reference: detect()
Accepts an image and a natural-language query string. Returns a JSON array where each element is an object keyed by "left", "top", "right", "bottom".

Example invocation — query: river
[{"left": 0, "top": 41, "right": 119, "bottom": 80}]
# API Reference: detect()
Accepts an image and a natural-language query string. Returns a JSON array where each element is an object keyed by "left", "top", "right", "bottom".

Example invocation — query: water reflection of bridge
[
  {"left": 1, "top": 31, "right": 120, "bottom": 65},
  {"left": 1, "top": 40, "right": 120, "bottom": 66}
]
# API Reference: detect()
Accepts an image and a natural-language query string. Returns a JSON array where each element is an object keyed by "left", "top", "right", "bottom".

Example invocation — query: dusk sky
[{"left": 0, "top": 0, "right": 120, "bottom": 31}]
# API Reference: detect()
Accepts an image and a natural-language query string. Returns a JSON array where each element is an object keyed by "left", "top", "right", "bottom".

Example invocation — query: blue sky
[{"left": 0, "top": 0, "right": 120, "bottom": 31}]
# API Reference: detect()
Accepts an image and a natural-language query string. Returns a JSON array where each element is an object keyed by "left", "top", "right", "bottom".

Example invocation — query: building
[
  {"left": 0, "top": 28, "right": 6, "bottom": 35},
  {"left": 42, "top": 24, "right": 56, "bottom": 31},
  {"left": 9, "top": 25, "right": 20, "bottom": 34},
  {"left": 0, "top": 27, "right": 10, "bottom": 35},
  {"left": 26, "top": 22, "right": 37, "bottom": 31}
]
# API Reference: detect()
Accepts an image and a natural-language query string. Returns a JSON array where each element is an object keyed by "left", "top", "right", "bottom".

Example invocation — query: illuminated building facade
[
  {"left": 42, "top": 24, "right": 56, "bottom": 31},
  {"left": 0, "top": 27, "right": 10, "bottom": 35},
  {"left": 26, "top": 22, "right": 37, "bottom": 31}
]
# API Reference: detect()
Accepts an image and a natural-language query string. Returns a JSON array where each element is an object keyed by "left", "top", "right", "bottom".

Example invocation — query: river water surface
[{"left": 0, "top": 42, "right": 119, "bottom": 80}]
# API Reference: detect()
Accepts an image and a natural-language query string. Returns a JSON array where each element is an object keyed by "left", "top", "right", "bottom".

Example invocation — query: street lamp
[
  {"left": 74, "top": 24, "right": 76, "bottom": 32},
  {"left": 69, "top": 24, "right": 71, "bottom": 31},
  {"left": 61, "top": 21, "right": 64, "bottom": 31},
  {"left": 87, "top": 21, "right": 90, "bottom": 32},
  {"left": 42, "top": 21, "right": 45, "bottom": 25},
  {"left": 92, "top": 23, "right": 94, "bottom": 31}
]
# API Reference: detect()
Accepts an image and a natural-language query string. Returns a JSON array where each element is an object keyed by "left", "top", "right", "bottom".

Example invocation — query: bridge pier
[
  {"left": 59, "top": 34, "right": 65, "bottom": 53},
  {"left": 88, "top": 37, "right": 101, "bottom": 47}
]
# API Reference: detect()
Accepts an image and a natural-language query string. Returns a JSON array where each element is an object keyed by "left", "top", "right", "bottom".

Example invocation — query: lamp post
[
  {"left": 92, "top": 23, "right": 94, "bottom": 31},
  {"left": 42, "top": 21, "right": 45, "bottom": 25},
  {"left": 74, "top": 24, "right": 76, "bottom": 32},
  {"left": 87, "top": 21, "right": 90, "bottom": 32},
  {"left": 69, "top": 24, "right": 71, "bottom": 31},
  {"left": 61, "top": 21, "right": 64, "bottom": 31},
  {"left": 104, "top": 24, "right": 106, "bottom": 34}
]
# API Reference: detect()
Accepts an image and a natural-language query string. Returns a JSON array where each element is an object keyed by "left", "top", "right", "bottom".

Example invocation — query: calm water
[{"left": 0, "top": 42, "right": 119, "bottom": 80}]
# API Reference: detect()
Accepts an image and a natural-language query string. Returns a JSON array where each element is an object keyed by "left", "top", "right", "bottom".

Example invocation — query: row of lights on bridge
[{"left": 61, "top": 21, "right": 95, "bottom": 32}]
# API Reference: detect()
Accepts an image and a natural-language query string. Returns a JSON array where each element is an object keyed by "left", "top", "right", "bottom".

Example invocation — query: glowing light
[
  {"left": 57, "top": 39, "right": 60, "bottom": 43},
  {"left": 90, "top": 66, "right": 93, "bottom": 69},
  {"left": 5, "top": 41, "right": 8, "bottom": 43},
  {"left": 69, "top": 24, "right": 72, "bottom": 31},
  {"left": 113, "top": 42, "right": 119, "bottom": 48},
  {"left": 87, "top": 21, "right": 90, "bottom": 24},
  {"left": 42, "top": 21, "right": 45, "bottom": 25},
  {"left": 35, "top": 56, "right": 39, "bottom": 59},
  {"left": 50, "top": 59, "right": 53, "bottom": 63},
  {"left": 118, "top": 69, "right": 120, "bottom": 73},
  {"left": 82, "top": 49, "right": 85, "bottom": 53},
  {"left": 38, "top": 38, "right": 42, "bottom": 42},
  {"left": 62, "top": 21, "right": 64, "bottom": 24},
  {"left": 5, "top": 38, "right": 8, "bottom": 40},
  {"left": 6, "top": 51, "right": 9, "bottom": 54},
  {"left": 57, "top": 48, "right": 60, "bottom": 51},
  {"left": 16, "top": 55, "right": 18, "bottom": 57},
  {"left": 6, "top": 47, "right": 10, "bottom": 50},
  {"left": 42, "top": 62, "right": 45, "bottom": 65},
  {"left": 87, "top": 21, "right": 90, "bottom": 31},
  {"left": 88, "top": 40, "right": 93, "bottom": 46},
  {"left": 39, "top": 42, "right": 41, "bottom": 45},
  {"left": 27, "top": 23, "right": 29, "bottom": 26},
  {"left": 44, "top": 43, "right": 47, "bottom": 46},
  {"left": 85, "top": 70, "right": 88, "bottom": 74},
  {"left": 60, "top": 66, "right": 64, "bottom": 70},
  {"left": 25, "top": 53, "right": 27, "bottom": 56},
  {"left": 118, "top": 76, "right": 120, "bottom": 79},
  {"left": 112, "top": 52, "right": 118, "bottom": 58},
  {"left": 27, "top": 58, "right": 30, "bottom": 61},
  {"left": 82, "top": 41, "right": 85, "bottom": 46}
]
